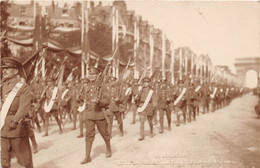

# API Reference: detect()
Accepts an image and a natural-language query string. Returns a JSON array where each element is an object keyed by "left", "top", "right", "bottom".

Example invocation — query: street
[{"left": 13, "top": 93, "right": 260, "bottom": 168}]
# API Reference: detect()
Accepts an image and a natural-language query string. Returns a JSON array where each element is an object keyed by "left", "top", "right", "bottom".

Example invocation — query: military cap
[
  {"left": 46, "top": 78, "right": 54, "bottom": 82},
  {"left": 1, "top": 57, "right": 22, "bottom": 69},
  {"left": 142, "top": 77, "right": 151, "bottom": 82},
  {"left": 88, "top": 66, "right": 100, "bottom": 75}
]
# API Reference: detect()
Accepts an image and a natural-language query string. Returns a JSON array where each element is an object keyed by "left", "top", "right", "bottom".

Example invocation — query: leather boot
[
  {"left": 176, "top": 114, "right": 180, "bottom": 126},
  {"left": 150, "top": 124, "right": 153, "bottom": 138},
  {"left": 80, "top": 142, "right": 93, "bottom": 164},
  {"left": 25, "top": 161, "right": 34, "bottom": 168},
  {"left": 138, "top": 122, "right": 145, "bottom": 141},
  {"left": 30, "top": 135, "right": 38, "bottom": 153},
  {"left": 105, "top": 140, "right": 112, "bottom": 158},
  {"left": 183, "top": 112, "right": 186, "bottom": 124},
  {"left": 159, "top": 118, "right": 164, "bottom": 134}
]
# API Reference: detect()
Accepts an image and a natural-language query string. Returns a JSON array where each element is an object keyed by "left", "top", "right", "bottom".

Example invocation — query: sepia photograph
[{"left": 1, "top": 0, "right": 260, "bottom": 167}]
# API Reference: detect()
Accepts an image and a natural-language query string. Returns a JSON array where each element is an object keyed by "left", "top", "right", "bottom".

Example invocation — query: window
[
  {"left": 62, "top": 9, "right": 69, "bottom": 17},
  {"left": 20, "top": 7, "right": 26, "bottom": 15}
]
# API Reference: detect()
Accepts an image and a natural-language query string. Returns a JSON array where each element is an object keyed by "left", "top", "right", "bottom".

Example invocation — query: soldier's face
[
  {"left": 2, "top": 67, "right": 18, "bottom": 80},
  {"left": 89, "top": 73, "right": 97, "bottom": 82},
  {"left": 143, "top": 82, "right": 149, "bottom": 88}
]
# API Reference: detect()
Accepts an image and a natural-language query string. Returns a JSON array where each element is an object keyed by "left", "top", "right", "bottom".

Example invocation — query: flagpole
[
  {"left": 134, "top": 19, "right": 138, "bottom": 79},
  {"left": 162, "top": 33, "right": 166, "bottom": 80},
  {"left": 170, "top": 41, "right": 174, "bottom": 85},
  {"left": 149, "top": 28, "right": 154, "bottom": 77},
  {"left": 184, "top": 49, "right": 188, "bottom": 78},
  {"left": 179, "top": 48, "right": 182, "bottom": 80},
  {"left": 81, "top": 0, "right": 85, "bottom": 79}
]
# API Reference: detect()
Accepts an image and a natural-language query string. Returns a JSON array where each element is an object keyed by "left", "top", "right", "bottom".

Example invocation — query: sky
[{"left": 13, "top": 0, "right": 260, "bottom": 74}]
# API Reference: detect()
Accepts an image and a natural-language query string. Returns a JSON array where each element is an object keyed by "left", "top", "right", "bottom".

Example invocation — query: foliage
[{"left": 1, "top": 0, "right": 11, "bottom": 57}]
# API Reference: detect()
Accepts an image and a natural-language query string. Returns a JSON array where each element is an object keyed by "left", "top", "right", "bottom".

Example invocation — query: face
[
  {"left": 143, "top": 81, "right": 149, "bottom": 88},
  {"left": 88, "top": 73, "right": 97, "bottom": 82},
  {"left": 2, "top": 67, "right": 19, "bottom": 80}
]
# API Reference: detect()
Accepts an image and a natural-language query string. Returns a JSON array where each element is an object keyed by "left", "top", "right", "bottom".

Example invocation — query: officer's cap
[
  {"left": 1, "top": 57, "right": 22, "bottom": 69},
  {"left": 88, "top": 66, "right": 100, "bottom": 75},
  {"left": 142, "top": 77, "right": 151, "bottom": 82},
  {"left": 46, "top": 78, "right": 54, "bottom": 82}
]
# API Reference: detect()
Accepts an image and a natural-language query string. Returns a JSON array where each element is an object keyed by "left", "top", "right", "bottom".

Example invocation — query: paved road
[{"left": 12, "top": 93, "right": 260, "bottom": 168}]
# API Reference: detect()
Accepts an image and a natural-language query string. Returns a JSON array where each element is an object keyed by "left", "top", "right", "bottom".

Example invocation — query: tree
[{"left": 1, "top": 0, "right": 11, "bottom": 57}]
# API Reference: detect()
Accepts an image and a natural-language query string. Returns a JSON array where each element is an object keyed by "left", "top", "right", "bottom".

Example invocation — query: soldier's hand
[
  {"left": 9, "top": 120, "right": 18, "bottom": 130},
  {"left": 93, "top": 98, "right": 100, "bottom": 104}
]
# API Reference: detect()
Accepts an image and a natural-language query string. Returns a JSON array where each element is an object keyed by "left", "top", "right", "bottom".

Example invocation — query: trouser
[
  {"left": 72, "top": 108, "right": 78, "bottom": 129},
  {"left": 45, "top": 110, "right": 62, "bottom": 134},
  {"left": 38, "top": 108, "right": 46, "bottom": 127},
  {"left": 129, "top": 104, "right": 137, "bottom": 123},
  {"left": 153, "top": 109, "right": 158, "bottom": 124},
  {"left": 85, "top": 119, "right": 110, "bottom": 142},
  {"left": 139, "top": 113, "right": 154, "bottom": 139},
  {"left": 187, "top": 104, "right": 196, "bottom": 122},
  {"left": 106, "top": 111, "right": 123, "bottom": 137},
  {"left": 175, "top": 106, "right": 186, "bottom": 126},
  {"left": 158, "top": 107, "right": 171, "bottom": 132},
  {"left": 1, "top": 136, "right": 33, "bottom": 168},
  {"left": 78, "top": 113, "right": 85, "bottom": 136}
]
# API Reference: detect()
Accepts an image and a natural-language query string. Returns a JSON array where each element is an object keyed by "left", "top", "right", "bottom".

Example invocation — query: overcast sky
[{"left": 14, "top": 0, "right": 260, "bottom": 73}]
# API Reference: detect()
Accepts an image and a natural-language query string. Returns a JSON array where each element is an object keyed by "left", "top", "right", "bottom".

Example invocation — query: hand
[
  {"left": 9, "top": 120, "right": 18, "bottom": 130},
  {"left": 92, "top": 98, "right": 100, "bottom": 104}
]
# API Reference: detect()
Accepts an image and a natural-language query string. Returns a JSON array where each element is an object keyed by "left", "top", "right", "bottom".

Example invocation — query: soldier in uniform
[
  {"left": 77, "top": 78, "right": 89, "bottom": 138},
  {"left": 43, "top": 78, "right": 63, "bottom": 136},
  {"left": 174, "top": 80, "right": 187, "bottom": 126},
  {"left": 80, "top": 67, "right": 112, "bottom": 164},
  {"left": 71, "top": 79, "right": 81, "bottom": 130},
  {"left": 157, "top": 79, "right": 172, "bottom": 133},
  {"left": 186, "top": 82, "right": 196, "bottom": 122},
  {"left": 135, "top": 77, "right": 156, "bottom": 141},
  {"left": 105, "top": 76, "right": 124, "bottom": 137},
  {"left": 129, "top": 79, "right": 139, "bottom": 124},
  {"left": 1, "top": 57, "right": 34, "bottom": 168}
]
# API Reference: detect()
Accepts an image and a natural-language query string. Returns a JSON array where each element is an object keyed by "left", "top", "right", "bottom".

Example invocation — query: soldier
[
  {"left": 43, "top": 78, "right": 63, "bottom": 136},
  {"left": 157, "top": 79, "right": 172, "bottom": 133},
  {"left": 174, "top": 80, "right": 187, "bottom": 126},
  {"left": 135, "top": 77, "right": 156, "bottom": 141},
  {"left": 129, "top": 79, "right": 139, "bottom": 124},
  {"left": 105, "top": 76, "right": 124, "bottom": 137},
  {"left": 80, "top": 67, "right": 111, "bottom": 164},
  {"left": 186, "top": 82, "right": 196, "bottom": 122},
  {"left": 77, "top": 78, "right": 89, "bottom": 138},
  {"left": 209, "top": 82, "right": 218, "bottom": 112},
  {"left": 1, "top": 57, "right": 34, "bottom": 168},
  {"left": 71, "top": 79, "right": 81, "bottom": 130}
]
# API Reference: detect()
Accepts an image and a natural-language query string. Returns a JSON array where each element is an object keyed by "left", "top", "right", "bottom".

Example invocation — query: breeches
[
  {"left": 85, "top": 119, "right": 110, "bottom": 142},
  {"left": 1, "top": 136, "right": 33, "bottom": 167}
]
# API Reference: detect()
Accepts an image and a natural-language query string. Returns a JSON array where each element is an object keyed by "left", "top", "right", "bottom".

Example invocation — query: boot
[
  {"left": 138, "top": 123, "right": 144, "bottom": 141},
  {"left": 25, "top": 161, "right": 34, "bottom": 168},
  {"left": 183, "top": 112, "right": 186, "bottom": 124},
  {"left": 150, "top": 124, "right": 153, "bottom": 138},
  {"left": 176, "top": 114, "right": 180, "bottom": 127},
  {"left": 80, "top": 142, "right": 93, "bottom": 164},
  {"left": 105, "top": 140, "right": 112, "bottom": 158},
  {"left": 159, "top": 118, "right": 164, "bottom": 134},
  {"left": 77, "top": 134, "right": 84, "bottom": 138},
  {"left": 30, "top": 135, "right": 38, "bottom": 154}
]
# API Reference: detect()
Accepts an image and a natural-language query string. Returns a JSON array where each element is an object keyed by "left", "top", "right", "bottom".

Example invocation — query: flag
[{"left": 20, "top": 46, "right": 45, "bottom": 83}]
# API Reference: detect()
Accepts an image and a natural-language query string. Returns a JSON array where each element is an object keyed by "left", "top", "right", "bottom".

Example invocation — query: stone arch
[{"left": 234, "top": 57, "right": 260, "bottom": 87}]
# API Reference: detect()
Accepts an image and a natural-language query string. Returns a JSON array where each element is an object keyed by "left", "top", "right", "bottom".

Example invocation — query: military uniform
[
  {"left": 186, "top": 83, "right": 196, "bottom": 122},
  {"left": 174, "top": 81, "right": 187, "bottom": 126},
  {"left": 157, "top": 80, "right": 171, "bottom": 133},
  {"left": 129, "top": 79, "right": 139, "bottom": 124},
  {"left": 43, "top": 79, "right": 63, "bottom": 136},
  {"left": 1, "top": 57, "right": 34, "bottom": 168},
  {"left": 105, "top": 77, "right": 124, "bottom": 137},
  {"left": 135, "top": 77, "right": 156, "bottom": 141},
  {"left": 80, "top": 67, "right": 111, "bottom": 164}
]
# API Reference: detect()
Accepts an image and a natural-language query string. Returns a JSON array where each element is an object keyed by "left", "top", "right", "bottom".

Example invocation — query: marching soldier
[
  {"left": 157, "top": 79, "right": 172, "bottom": 133},
  {"left": 209, "top": 82, "right": 218, "bottom": 112},
  {"left": 186, "top": 82, "right": 196, "bottom": 122},
  {"left": 43, "top": 78, "right": 63, "bottom": 136},
  {"left": 174, "top": 80, "right": 187, "bottom": 126},
  {"left": 71, "top": 79, "right": 81, "bottom": 130},
  {"left": 135, "top": 77, "right": 156, "bottom": 141},
  {"left": 80, "top": 67, "right": 112, "bottom": 164},
  {"left": 77, "top": 78, "right": 89, "bottom": 138},
  {"left": 105, "top": 76, "right": 124, "bottom": 137},
  {"left": 1, "top": 57, "right": 34, "bottom": 168},
  {"left": 130, "top": 79, "right": 140, "bottom": 124}
]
